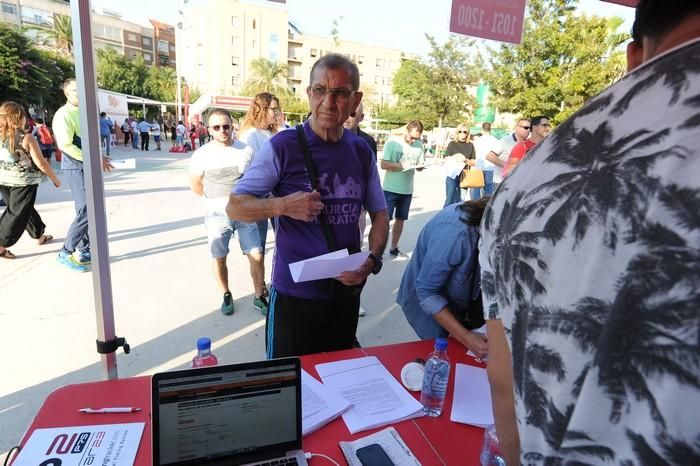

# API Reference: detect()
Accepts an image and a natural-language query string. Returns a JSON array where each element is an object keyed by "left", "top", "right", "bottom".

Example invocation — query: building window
[
  {"left": 358, "top": 56, "right": 365, "bottom": 65},
  {"left": 127, "top": 32, "right": 137, "bottom": 42},
  {"left": 232, "top": 75, "right": 241, "bottom": 86},
  {"left": 142, "top": 37, "right": 152, "bottom": 46},
  {"left": 374, "top": 75, "right": 382, "bottom": 85},
  {"left": 376, "top": 58, "right": 383, "bottom": 67},
  {"left": 268, "top": 33, "right": 278, "bottom": 62},
  {"left": 1, "top": 2, "right": 17, "bottom": 15},
  {"left": 252, "top": 19, "right": 256, "bottom": 29},
  {"left": 231, "top": 16, "right": 240, "bottom": 28},
  {"left": 232, "top": 56, "right": 239, "bottom": 66},
  {"left": 159, "top": 54, "right": 169, "bottom": 65},
  {"left": 144, "top": 53, "right": 152, "bottom": 62},
  {"left": 94, "top": 23, "right": 121, "bottom": 41},
  {"left": 169, "top": 45, "right": 176, "bottom": 52},
  {"left": 231, "top": 36, "right": 240, "bottom": 48},
  {"left": 252, "top": 39, "right": 256, "bottom": 49},
  {"left": 310, "top": 48, "right": 317, "bottom": 58},
  {"left": 158, "top": 40, "right": 169, "bottom": 53}
]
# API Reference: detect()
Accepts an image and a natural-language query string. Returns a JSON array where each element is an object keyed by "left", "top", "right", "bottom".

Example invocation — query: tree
[
  {"left": 0, "top": 24, "right": 73, "bottom": 112},
  {"left": 33, "top": 13, "right": 73, "bottom": 57},
  {"left": 486, "top": 0, "right": 628, "bottom": 124},
  {"left": 242, "top": 58, "right": 290, "bottom": 96},
  {"left": 95, "top": 48, "right": 149, "bottom": 97},
  {"left": 377, "top": 35, "right": 480, "bottom": 129},
  {"left": 144, "top": 65, "right": 177, "bottom": 102}
]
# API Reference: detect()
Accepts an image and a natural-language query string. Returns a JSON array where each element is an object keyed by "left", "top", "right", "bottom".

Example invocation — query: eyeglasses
[
  {"left": 457, "top": 130, "right": 469, "bottom": 134},
  {"left": 210, "top": 124, "right": 231, "bottom": 131},
  {"left": 518, "top": 126, "right": 530, "bottom": 130},
  {"left": 268, "top": 107, "right": 281, "bottom": 114},
  {"left": 309, "top": 85, "right": 354, "bottom": 101}
]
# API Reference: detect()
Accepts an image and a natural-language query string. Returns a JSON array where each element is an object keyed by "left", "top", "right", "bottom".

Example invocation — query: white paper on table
[
  {"left": 315, "top": 356, "right": 424, "bottom": 434},
  {"left": 12, "top": 422, "right": 145, "bottom": 466},
  {"left": 301, "top": 369, "right": 351, "bottom": 436},
  {"left": 450, "top": 364, "right": 494, "bottom": 428},
  {"left": 289, "top": 249, "right": 369, "bottom": 283},
  {"left": 109, "top": 158, "right": 136, "bottom": 169}
]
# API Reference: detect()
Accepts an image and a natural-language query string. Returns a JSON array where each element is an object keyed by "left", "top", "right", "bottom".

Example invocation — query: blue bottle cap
[
  {"left": 435, "top": 337, "right": 448, "bottom": 350},
  {"left": 197, "top": 337, "right": 212, "bottom": 351}
]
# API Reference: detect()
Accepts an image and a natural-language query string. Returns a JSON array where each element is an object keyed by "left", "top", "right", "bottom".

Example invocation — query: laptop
[{"left": 151, "top": 357, "right": 308, "bottom": 466}]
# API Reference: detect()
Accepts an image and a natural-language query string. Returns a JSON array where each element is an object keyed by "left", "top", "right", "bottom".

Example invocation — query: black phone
[{"left": 356, "top": 443, "right": 395, "bottom": 466}]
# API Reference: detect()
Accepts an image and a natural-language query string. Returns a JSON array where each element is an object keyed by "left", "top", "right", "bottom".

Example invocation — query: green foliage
[
  {"left": 29, "top": 13, "right": 73, "bottom": 56},
  {"left": 486, "top": 0, "right": 628, "bottom": 124},
  {"left": 144, "top": 64, "right": 177, "bottom": 102},
  {"left": 0, "top": 24, "right": 73, "bottom": 112},
  {"left": 377, "top": 35, "right": 480, "bottom": 129},
  {"left": 96, "top": 48, "right": 149, "bottom": 96},
  {"left": 279, "top": 94, "right": 309, "bottom": 121},
  {"left": 242, "top": 58, "right": 290, "bottom": 96}
]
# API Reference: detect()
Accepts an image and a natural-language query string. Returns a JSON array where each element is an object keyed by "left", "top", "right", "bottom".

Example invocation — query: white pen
[{"left": 78, "top": 407, "right": 141, "bottom": 414}]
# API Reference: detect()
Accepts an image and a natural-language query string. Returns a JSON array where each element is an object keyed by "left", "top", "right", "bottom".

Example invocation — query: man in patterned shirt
[{"left": 481, "top": 1, "right": 700, "bottom": 464}]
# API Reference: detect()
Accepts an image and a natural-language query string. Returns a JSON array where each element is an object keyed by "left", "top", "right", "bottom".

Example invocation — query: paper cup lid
[{"left": 401, "top": 361, "right": 425, "bottom": 391}]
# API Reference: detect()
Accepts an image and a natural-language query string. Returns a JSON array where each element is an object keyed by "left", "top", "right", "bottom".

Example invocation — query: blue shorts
[
  {"left": 205, "top": 210, "right": 262, "bottom": 258},
  {"left": 176, "top": 134, "right": 184, "bottom": 146},
  {"left": 384, "top": 191, "right": 412, "bottom": 220}
]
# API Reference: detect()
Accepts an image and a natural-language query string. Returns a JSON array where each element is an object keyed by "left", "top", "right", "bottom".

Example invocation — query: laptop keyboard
[{"left": 250, "top": 457, "right": 299, "bottom": 466}]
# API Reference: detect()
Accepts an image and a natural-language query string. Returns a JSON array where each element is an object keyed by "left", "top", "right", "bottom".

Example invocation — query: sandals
[
  {"left": 37, "top": 234, "right": 53, "bottom": 245},
  {"left": 0, "top": 249, "right": 16, "bottom": 259}
]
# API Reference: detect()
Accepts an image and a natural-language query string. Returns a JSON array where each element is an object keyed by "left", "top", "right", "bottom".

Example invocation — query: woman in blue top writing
[{"left": 397, "top": 197, "right": 489, "bottom": 358}]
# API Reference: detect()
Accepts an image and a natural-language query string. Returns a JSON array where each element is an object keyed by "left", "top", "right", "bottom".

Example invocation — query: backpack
[{"left": 37, "top": 126, "right": 54, "bottom": 146}]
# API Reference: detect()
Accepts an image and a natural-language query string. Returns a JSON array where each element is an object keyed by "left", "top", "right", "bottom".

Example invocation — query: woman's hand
[{"left": 465, "top": 331, "right": 488, "bottom": 359}]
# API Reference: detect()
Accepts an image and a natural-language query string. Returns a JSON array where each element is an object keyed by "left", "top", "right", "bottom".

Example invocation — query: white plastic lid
[{"left": 400, "top": 361, "right": 425, "bottom": 391}]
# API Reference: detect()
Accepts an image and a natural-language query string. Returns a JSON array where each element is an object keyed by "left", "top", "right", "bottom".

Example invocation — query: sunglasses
[
  {"left": 518, "top": 126, "right": 530, "bottom": 130},
  {"left": 210, "top": 124, "right": 231, "bottom": 131},
  {"left": 457, "top": 130, "right": 469, "bottom": 134}
]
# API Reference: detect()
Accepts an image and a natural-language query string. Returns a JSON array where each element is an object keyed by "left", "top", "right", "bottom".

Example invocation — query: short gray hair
[{"left": 309, "top": 54, "right": 360, "bottom": 91}]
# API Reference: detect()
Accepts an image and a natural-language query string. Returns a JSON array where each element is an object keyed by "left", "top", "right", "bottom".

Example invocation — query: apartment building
[
  {"left": 0, "top": 0, "right": 175, "bottom": 68},
  {"left": 179, "top": 0, "right": 407, "bottom": 105}
]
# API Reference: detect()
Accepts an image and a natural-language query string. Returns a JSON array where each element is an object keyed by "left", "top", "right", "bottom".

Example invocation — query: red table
[{"left": 16, "top": 339, "right": 487, "bottom": 465}]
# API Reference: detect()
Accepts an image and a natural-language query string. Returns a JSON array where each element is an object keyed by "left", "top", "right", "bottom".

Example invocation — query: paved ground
[{"left": 0, "top": 139, "right": 449, "bottom": 457}]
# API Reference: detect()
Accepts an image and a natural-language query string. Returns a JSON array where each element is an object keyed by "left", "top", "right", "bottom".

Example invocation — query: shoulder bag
[
  {"left": 460, "top": 165, "right": 485, "bottom": 189},
  {"left": 295, "top": 124, "right": 365, "bottom": 298}
]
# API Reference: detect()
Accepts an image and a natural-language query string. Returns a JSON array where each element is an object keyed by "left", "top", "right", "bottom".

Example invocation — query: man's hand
[
  {"left": 466, "top": 331, "right": 488, "bottom": 359},
  {"left": 282, "top": 190, "right": 324, "bottom": 221},
  {"left": 335, "top": 259, "right": 372, "bottom": 286},
  {"left": 102, "top": 157, "right": 114, "bottom": 172}
]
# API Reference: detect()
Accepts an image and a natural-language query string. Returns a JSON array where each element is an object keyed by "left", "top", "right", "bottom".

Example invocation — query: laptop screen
[{"left": 152, "top": 358, "right": 302, "bottom": 466}]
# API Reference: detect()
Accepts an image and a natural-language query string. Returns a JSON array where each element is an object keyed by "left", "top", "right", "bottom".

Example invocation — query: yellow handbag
[{"left": 460, "top": 166, "right": 485, "bottom": 189}]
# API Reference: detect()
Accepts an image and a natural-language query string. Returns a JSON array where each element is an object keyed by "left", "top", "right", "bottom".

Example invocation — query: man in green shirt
[
  {"left": 52, "top": 78, "right": 113, "bottom": 272},
  {"left": 381, "top": 120, "right": 425, "bottom": 257}
]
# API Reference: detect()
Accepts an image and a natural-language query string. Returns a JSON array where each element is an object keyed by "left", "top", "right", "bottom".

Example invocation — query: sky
[{"left": 90, "top": 0, "right": 636, "bottom": 58}]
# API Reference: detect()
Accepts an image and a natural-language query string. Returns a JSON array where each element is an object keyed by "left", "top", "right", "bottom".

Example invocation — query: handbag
[
  {"left": 460, "top": 165, "right": 485, "bottom": 189},
  {"left": 0, "top": 132, "right": 43, "bottom": 187},
  {"left": 295, "top": 125, "right": 365, "bottom": 299}
]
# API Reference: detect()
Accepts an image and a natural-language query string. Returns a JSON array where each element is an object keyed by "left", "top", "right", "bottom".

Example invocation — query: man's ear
[
  {"left": 351, "top": 92, "right": 363, "bottom": 112},
  {"left": 626, "top": 41, "right": 644, "bottom": 73}
]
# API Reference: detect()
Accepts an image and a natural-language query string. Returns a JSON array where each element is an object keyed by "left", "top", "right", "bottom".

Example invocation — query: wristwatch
[{"left": 368, "top": 253, "right": 383, "bottom": 275}]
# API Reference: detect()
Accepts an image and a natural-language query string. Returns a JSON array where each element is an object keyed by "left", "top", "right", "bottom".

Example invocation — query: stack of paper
[
  {"left": 301, "top": 369, "right": 351, "bottom": 436},
  {"left": 315, "top": 356, "right": 424, "bottom": 434},
  {"left": 289, "top": 249, "right": 369, "bottom": 283},
  {"left": 450, "top": 363, "right": 494, "bottom": 427}
]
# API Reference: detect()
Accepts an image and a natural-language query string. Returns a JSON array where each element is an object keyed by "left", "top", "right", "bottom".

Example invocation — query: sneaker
[
  {"left": 358, "top": 306, "right": 367, "bottom": 316},
  {"left": 253, "top": 295, "right": 269, "bottom": 316},
  {"left": 76, "top": 250, "right": 91, "bottom": 265},
  {"left": 221, "top": 292, "right": 234, "bottom": 316},
  {"left": 389, "top": 247, "right": 407, "bottom": 257},
  {"left": 57, "top": 251, "right": 88, "bottom": 272}
]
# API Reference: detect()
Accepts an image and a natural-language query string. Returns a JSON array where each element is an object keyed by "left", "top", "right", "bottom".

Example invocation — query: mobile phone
[{"left": 355, "top": 443, "right": 395, "bottom": 466}]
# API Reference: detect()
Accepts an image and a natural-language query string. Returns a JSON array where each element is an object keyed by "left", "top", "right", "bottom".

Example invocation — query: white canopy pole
[{"left": 71, "top": 0, "right": 122, "bottom": 380}]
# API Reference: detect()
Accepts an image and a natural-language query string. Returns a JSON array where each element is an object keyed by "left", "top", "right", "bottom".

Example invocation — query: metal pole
[
  {"left": 71, "top": 0, "right": 118, "bottom": 380},
  {"left": 175, "top": 0, "right": 182, "bottom": 122}
]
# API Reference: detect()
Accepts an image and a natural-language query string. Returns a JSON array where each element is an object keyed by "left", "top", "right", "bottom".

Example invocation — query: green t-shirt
[{"left": 382, "top": 137, "right": 424, "bottom": 195}]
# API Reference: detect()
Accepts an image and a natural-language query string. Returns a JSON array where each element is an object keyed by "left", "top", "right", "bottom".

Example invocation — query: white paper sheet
[
  {"left": 450, "top": 364, "right": 494, "bottom": 428},
  {"left": 301, "top": 369, "right": 351, "bottom": 436},
  {"left": 289, "top": 249, "right": 369, "bottom": 283},
  {"left": 109, "top": 158, "right": 136, "bottom": 169},
  {"left": 12, "top": 422, "right": 145, "bottom": 466},
  {"left": 315, "top": 356, "right": 424, "bottom": 434}
]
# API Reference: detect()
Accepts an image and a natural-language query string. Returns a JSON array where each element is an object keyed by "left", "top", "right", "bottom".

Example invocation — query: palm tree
[
  {"left": 35, "top": 14, "right": 73, "bottom": 56},
  {"left": 531, "top": 121, "right": 690, "bottom": 249},
  {"left": 482, "top": 190, "right": 548, "bottom": 307},
  {"left": 242, "top": 58, "right": 289, "bottom": 96}
]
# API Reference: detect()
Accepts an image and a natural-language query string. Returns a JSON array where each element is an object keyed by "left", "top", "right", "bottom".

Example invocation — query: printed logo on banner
[{"left": 450, "top": 0, "right": 527, "bottom": 45}]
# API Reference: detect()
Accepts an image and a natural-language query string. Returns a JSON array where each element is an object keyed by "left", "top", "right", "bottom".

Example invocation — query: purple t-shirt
[{"left": 234, "top": 123, "right": 386, "bottom": 299}]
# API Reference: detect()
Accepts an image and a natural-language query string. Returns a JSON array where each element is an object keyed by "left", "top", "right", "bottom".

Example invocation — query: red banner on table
[
  {"left": 600, "top": 0, "right": 638, "bottom": 7},
  {"left": 450, "top": 0, "right": 527, "bottom": 44}
]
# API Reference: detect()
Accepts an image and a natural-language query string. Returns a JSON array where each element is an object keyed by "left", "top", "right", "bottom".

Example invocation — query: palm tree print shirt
[{"left": 480, "top": 38, "right": 700, "bottom": 465}]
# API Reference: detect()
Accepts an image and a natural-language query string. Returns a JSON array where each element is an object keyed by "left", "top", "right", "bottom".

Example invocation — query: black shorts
[{"left": 266, "top": 287, "right": 360, "bottom": 358}]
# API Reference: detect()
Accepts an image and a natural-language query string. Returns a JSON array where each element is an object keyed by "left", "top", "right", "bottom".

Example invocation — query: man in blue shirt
[{"left": 99, "top": 112, "right": 113, "bottom": 156}]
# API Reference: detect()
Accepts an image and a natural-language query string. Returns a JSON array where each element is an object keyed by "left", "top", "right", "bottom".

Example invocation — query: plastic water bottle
[
  {"left": 420, "top": 337, "right": 450, "bottom": 417},
  {"left": 480, "top": 424, "right": 506, "bottom": 466},
  {"left": 191, "top": 337, "right": 219, "bottom": 368}
]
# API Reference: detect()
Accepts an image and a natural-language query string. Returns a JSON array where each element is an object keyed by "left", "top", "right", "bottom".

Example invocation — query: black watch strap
[{"left": 368, "top": 253, "right": 383, "bottom": 274}]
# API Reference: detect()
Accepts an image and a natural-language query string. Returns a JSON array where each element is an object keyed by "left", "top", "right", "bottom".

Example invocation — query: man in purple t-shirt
[{"left": 228, "top": 54, "right": 389, "bottom": 358}]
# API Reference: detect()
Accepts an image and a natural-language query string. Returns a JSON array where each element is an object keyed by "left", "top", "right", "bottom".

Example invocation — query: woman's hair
[
  {"left": 0, "top": 101, "right": 26, "bottom": 153},
  {"left": 241, "top": 92, "right": 279, "bottom": 133},
  {"left": 452, "top": 123, "right": 470, "bottom": 142},
  {"left": 458, "top": 197, "right": 491, "bottom": 226}
]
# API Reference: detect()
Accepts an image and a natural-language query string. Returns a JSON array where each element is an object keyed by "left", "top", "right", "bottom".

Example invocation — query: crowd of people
[{"left": 1, "top": 1, "right": 698, "bottom": 463}]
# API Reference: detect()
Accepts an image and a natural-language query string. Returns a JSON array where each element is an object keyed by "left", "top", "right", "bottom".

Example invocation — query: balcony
[
  {"left": 287, "top": 54, "right": 302, "bottom": 63},
  {"left": 288, "top": 31, "right": 303, "bottom": 45}
]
